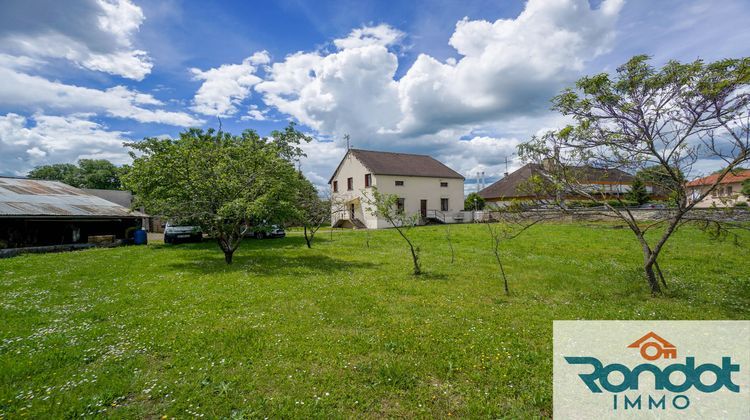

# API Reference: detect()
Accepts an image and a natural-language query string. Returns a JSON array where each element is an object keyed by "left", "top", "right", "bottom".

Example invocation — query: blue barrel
[{"left": 133, "top": 229, "right": 148, "bottom": 245}]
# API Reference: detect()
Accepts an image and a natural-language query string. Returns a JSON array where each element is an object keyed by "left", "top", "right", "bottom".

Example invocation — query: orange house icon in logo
[{"left": 628, "top": 332, "right": 677, "bottom": 361}]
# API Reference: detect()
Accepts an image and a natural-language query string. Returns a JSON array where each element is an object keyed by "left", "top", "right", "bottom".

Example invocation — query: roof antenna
[
  {"left": 504, "top": 156, "right": 509, "bottom": 177},
  {"left": 344, "top": 133, "right": 351, "bottom": 150},
  {"left": 217, "top": 115, "right": 223, "bottom": 132}
]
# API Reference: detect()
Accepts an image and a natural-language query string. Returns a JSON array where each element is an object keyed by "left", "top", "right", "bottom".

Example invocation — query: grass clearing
[{"left": 1, "top": 223, "right": 748, "bottom": 417}]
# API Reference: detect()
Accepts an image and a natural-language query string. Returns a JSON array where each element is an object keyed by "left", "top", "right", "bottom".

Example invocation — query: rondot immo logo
[{"left": 553, "top": 321, "right": 749, "bottom": 419}]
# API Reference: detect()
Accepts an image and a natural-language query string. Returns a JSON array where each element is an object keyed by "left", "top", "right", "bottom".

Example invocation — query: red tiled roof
[{"left": 686, "top": 170, "right": 750, "bottom": 187}]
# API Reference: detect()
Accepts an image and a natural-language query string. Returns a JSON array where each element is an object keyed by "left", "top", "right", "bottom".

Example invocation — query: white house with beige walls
[
  {"left": 686, "top": 169, "right": 750, "bottom": 208},
  {"left": 329, "top": 149, "right": 466, "bottom": 229}
]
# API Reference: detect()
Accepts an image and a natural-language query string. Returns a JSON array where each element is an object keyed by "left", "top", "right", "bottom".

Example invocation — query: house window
[
  {"left": 727, "top": 186, "right": 733, "bottom": 195},
  {"left": 333, "top": 181, "right": 338, "bottom": 193},
  {"left": 441, "top": 198, "right": 449, "bottom": 211},
  {"left": 440, "top": 182, "right": 448, "bottom": 187},
  {"left": 396, "top": 198, "right": 405, "bottom": 213},
  {"left": 395, "top": 180, "right": 404, "bottom": 186},
  {"left": 347, "top": 177, "right": 353, "bottom": 191},
  {"left": 365, "top": 173, "right": 372, "bottom": 188}
]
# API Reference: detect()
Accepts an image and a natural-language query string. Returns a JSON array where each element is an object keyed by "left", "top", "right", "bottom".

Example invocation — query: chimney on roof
[{"left": 542, "top": 157, "right": 556, "bottom": 171}]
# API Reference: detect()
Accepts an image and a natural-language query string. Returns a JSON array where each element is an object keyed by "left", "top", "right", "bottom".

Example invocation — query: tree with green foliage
[
  {"left": 626, "top": 177, "right": 650, "bottom": 205},
  {"left": 364, "top": 188, "right": 422, "bottom": 275},
  {"left": 465, "top": 192, "right": 485, "bottom": 211},
  {"left": 28, "top": 159, "right": 126, "bottom": 190},
  {"left": 520, "top": 55, "right": 750, "bottom": 295},
  {"left": 27, "top": 163, "right": 80, "bottom": 186},
  {"left": 294, "top": 177, "right": 338, "bottom": 249},
  {"left": 77, "top": 159, "right": 125, "bottom": 190},
  {"left": 123, "top": 125, "right": 310, "bottom": 264},
  {"left": 636, "top": 165, "right": 685, "bottom": 205}
]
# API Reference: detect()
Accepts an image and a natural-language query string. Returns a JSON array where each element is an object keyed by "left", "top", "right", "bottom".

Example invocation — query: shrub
[{"left": 465, "top": 192, "right": 485, "bottom": 210}]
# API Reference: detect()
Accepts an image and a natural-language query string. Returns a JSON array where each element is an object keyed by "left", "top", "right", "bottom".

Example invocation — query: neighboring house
[
  {"left": 329, "top": 149, "right": 465, "bottom": 229},
  {"left": 686, "top": 169, "right": 750, "bottom": 208},
  {"left": 478, "top": 163, "right": 650, "bottom": 205},
  {"left": 0, "top": 177, "right": 144, "bottom": 248}
]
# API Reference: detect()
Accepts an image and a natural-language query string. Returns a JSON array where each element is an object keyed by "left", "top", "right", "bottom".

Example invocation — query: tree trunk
[
  {"left": 654, "top": 261, "right": 667, "bottom": 289},
  {"left": 218, "top": 235, "right": 236, "bottom": 265},
  {"left": 446, "top": 227, "right": 454, "bottom": 264},
  {"left": 643, "top": 258, "right": 661, "bottom": 295},
  {"left": 409, "top": 243, "right": 421, "bottom": 275},
  {"left": 638, "top": 238, "right": 663, "bottom": 295},
  {"left": 494, "top": 250, "right": 509, "bottom": 295},
  {"left": 304, "top": 226, "right": 312, "bottom": 248}
]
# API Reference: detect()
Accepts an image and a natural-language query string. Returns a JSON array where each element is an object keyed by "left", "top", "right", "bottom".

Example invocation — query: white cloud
[
  {"left": 190, "top": 51, "right": 269, "bottom": 117},
  {"left": 0, "top": 113, "right": 133, "bottom": 176},
  {"left": 257, "top": 45, "right": 401, "bottom": 139},
  {"left": 258, "top": 0, "right": 621, "bottom": 141},
  {"left": 0, "top": 0, "right": 152, "bottom": 80},
  {"left": 299, "top": 140, "right": 347, "bottom": 190},
  {"left": 333, "top": 24, "right": 404, "bottom": 49},
  {"left": 257, "top": 0, "right": 623, "bottom": 186},
  {"left": 396, "top": 0, "right": 623, "bottom": 135},
  {"left": 0, "top": 66, "right": 202, "bottom": 127},
  {"left": 241, "top": 105, "right": 270, "bottom": 121}
]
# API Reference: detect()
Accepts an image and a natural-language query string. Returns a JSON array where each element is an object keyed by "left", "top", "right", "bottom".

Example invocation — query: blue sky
[{"left": 1, "top": 0, "right": 749, "bottom": 191}]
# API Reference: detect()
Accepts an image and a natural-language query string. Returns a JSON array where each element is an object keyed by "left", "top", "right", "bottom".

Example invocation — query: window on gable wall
[
  {"left": 347, "top": 177, "right": 353, "bottom": 191},
  {"left": 440, "top": 182, "right": 448, "bottom": 187},
  {"left": 395, "top": 180, "right": 404, "bottom": 186},
  {"left": 333, "top": 181, "right": 338, "bottom": 193},
  {"left": 365, "top": 173, "right": 371, "bottom": 187}
]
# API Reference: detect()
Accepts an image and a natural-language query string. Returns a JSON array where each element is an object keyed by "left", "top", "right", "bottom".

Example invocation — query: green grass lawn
[{"left": 1, "top": 223, "right": 748, "bottom": 418}]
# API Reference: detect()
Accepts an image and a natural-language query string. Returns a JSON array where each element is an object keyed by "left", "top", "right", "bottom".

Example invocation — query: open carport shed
[{"left": 0, "top": 177, "right": 144, "bottom": 248}]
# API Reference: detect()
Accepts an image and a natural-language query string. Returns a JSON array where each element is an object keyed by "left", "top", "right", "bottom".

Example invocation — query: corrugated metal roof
[{"left": 0, "top": 177, "right": 145, "bottom": 218}]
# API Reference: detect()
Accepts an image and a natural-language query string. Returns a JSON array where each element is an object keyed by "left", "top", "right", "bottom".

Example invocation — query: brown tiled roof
[
  {"left": 329, "top": 149, "right": 464, "bottom": 183},
  {"left": 477, "top": 164, "right": 541, "bottom": 199},
  {"left": 686, "top": 169, "right": 750, "bottom": 187},
  {"left": 478, "top": 163, "right": 634, "bottom": 199}
]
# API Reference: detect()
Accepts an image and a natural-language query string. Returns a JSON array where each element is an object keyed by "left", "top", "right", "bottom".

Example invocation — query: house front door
[
  {"left": 349, "top": 203, "right": 355, "bottom": 219},
  {"left": 420, "top": 200, "right": 427, "bottom": 218}
]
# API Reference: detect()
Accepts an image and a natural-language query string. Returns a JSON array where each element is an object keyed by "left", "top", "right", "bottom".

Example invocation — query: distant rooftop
[
  {"left": 686, "top": 169, "right": 750, "bottom": 187},
  {"left": 478, "top": 163, "right": 634, "bottom": 199}
]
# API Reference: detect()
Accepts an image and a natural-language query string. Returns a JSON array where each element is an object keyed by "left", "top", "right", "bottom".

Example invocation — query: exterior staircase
[
  {"left": 425, "top": 210, "right": 446, "bottom": 224},
  {"left": 332, "top": 217, "right": 367, "bottom": 229},
  {"left": 351, "top": 218, "right": 367, "bottom": 229}
]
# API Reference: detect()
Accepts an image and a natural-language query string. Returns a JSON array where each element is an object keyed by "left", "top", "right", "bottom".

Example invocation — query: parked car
[
  {"left": 246, "top": 224, "right": 286, "bottom": 239},
  {"left": 640, "top": 203, "right": 667, "bottom": 209},
  {"left": 163, "top": 223, "right": 202, "bottom": 244}
]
